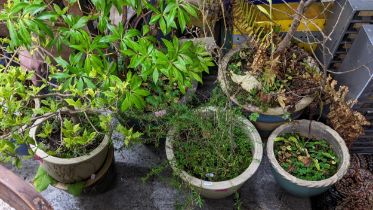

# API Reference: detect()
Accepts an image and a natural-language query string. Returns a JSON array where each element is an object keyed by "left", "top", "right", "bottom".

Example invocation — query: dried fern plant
[{"left": 324, "top": 76, "right": 370, "bottom": 147}]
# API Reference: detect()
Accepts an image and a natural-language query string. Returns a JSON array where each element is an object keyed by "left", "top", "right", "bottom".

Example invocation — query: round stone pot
[
  {"left": 267, "top": 120, "right": 350, "bottom": 197},
  {"left": 165, "top": 106, "right": 263, "bottom": 199},
  {"left": 218, "top": 46, "right": 315, "bottom": 135},
  {"left": 29, "top": 117, "right": 111, "bottom": 184}
]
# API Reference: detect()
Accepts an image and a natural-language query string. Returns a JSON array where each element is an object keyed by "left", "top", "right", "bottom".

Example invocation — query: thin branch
[{"left": 32, "top": 93, "right": 73, "bottom": 99}]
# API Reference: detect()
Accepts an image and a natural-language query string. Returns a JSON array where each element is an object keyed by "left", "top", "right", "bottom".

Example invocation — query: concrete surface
[
  {"left": 0, "top": 199, "right": 15, "bottom": 210},
  {"left": 7, "top": 131, "right": 311, "bottom": 210}
]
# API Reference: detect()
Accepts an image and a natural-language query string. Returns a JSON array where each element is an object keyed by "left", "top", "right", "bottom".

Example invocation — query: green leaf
[
  {"left": 37, "top": 12, "right": 58, "bottom": 20},
  {"left": 249, "top": 113, "right": 260, "bottom": 122},
  {"left": 65, "top": 99, "right": 77, "bottom": 106},
  {"left": 152, "top": 69, "right": 159, "bottom": 84},
  {"left": 134, "top": 89, "right": 150, "bottom": 96},
  {"left": 54, "top": 56, "right": 69, "bottom": 68},
  {"left": 178, "top": 10, "right": 186, "bottom": 32},
  {"left": 72, "top": 16, "right": 90, "bottom": 29},
  {"left": 149, "top": 14, "right": 161, "bottom": 25},
  {"left": 77, "top": 78, "right": 84, "bottom": 91},
  {"left": 121, "top": 96, "right": 131, "bottom": 111},
  {"left": 34, "top": 166, "right": 55, "bottom": 192},
  {"left": 7, "top": 20, "right": 18, "bottom": 47},
  {"left": 51, "top": 72, "right": 70, "bottom": 79},
  {"left": 159, "top": 18, "right": 167, "bottom": 35},
  {"left": 83, "top": 77, "right": 96, "bottom": 89},
  {"left": 181, "top": 4, "right": 198, "bottom": 17},
  {"left": 10, "top": 2, "right": 28, "bottom": 14},
  {"left": 67, "top": 182, "right": 85, "bottom": 196}
]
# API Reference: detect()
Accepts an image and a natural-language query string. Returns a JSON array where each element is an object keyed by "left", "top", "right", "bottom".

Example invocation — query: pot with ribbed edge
[
  {"left": 218, "top": 45, "right": 316, "bottom": 136},
  {"left": 165, "top": 106, "right": 263, "bottom": 199},
  {"left": 267, "top": 120, "right": 350, "bottom": 197},
  {"left": 29, "top": 117, "right": 111, "bottom": 184}
]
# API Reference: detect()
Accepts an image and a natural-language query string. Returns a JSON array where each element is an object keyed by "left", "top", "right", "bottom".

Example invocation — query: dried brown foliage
[
  {"left": 324, "top": 76, "right": 370, "bottom": 147},
  {"left": 335, "top": 154, "right": 373, "bottom": 210}
]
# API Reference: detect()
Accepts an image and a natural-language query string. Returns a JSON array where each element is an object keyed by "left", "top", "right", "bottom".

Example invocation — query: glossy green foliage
[{"left": 274, "top": 133, "right": 339, "bottom": 181}]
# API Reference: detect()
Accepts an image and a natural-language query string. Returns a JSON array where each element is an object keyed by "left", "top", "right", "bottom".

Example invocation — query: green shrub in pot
[
  {"left": 165, "top": 106, "right": 263, "bottom": 199},
  {"left": 0, "top": 0, "right": 213, "bottom": 195},
  {"left": 0, "top": 65, "right": 141, "bottom": 195},
  {"left": 0, "top": 0, "right": 213, "bottom": 143}
]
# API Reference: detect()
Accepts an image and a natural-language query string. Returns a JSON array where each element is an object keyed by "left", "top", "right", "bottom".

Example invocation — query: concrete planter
[
  {"left": 165, "top": 107, "right": 263, "bottom": 199},
  {"left": 218, "top": 45, "right": 314, "bottom": 135},
  {"left": 267, "top": 120, "right": 350, "bottom": 197},
  {"left": 29, "top": 117, "right": 111, "bottom": 184}
]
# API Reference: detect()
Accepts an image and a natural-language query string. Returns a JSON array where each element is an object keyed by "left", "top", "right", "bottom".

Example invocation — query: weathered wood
[{"left": 0, "top": 165, "right": 53, "bottom": 210}]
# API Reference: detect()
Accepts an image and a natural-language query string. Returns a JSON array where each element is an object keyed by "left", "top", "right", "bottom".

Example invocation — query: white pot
[
  {"left": 165, "top": 106, "right": 263, "bottom": 199},
  {"left": 29, "top": 117, "right": 110, "bottom": 184}
]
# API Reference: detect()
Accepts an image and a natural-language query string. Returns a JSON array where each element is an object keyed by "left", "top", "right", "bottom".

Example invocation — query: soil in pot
[
  {"left": 171, "top": 108, "right": 252, "bottom": 181},
  {"left": 274, "top": 133, "right": 339, "bottom": 181},
  {"left": 35, "top": 114, "right": 105, "bottom": 158}
]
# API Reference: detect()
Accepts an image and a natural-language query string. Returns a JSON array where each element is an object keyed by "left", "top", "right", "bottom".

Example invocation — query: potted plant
[
  {"left": 267, "top": 120, "right": 350, "bottom": 197},
  {"left": 0, "top": 0, "right": 214, "bottom": 195},
  {"left": 165, "top": 106, "right": 263, "bottom": 199},
  {"left": 218, "top": 0, "right": 322, "bottom": 134},
  {"left": 0, "top": 65, "right": 132, "bottom": 195}
]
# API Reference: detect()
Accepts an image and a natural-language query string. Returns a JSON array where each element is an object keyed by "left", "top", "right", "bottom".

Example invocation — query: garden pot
[
  {"left": 29, "top": 117, "right": 111, "bottom": 184},
  {"left": 267, "top": 120, "right": 350, "bottom": 197},
  {"left": 165, "top": 106, "right": 263, "bottom": 199},
  {"left": 218, "top": 45, "right": 314, "bottom": 136}
]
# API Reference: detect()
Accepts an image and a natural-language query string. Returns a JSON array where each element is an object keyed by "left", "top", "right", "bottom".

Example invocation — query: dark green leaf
[
  {"left": 67, "top": 182, "right": 85, "bottom": 196},
  {"left": 33, "top": 166, "right": 55, "bottom": 192}
]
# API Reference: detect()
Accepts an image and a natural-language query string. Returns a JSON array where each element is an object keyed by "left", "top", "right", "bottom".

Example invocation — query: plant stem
[{"left": 274, "top": 0, "right": 316, "bottom": 55}]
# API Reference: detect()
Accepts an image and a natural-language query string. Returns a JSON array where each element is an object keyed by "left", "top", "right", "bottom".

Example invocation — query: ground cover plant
[
  {"left": 171, "top": 107, "right": 252, "bottom": 181},
  {"left": 274, "top": 133, "right": 339, "bottom": 181}
]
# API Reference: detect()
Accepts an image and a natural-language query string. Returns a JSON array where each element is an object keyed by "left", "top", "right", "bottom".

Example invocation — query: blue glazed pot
[
  {"left": 267, "top": 120, "right": 350, "bottom": 197},
  {"left": 244, "top": 111, "right": 303, "bottom": 137}
]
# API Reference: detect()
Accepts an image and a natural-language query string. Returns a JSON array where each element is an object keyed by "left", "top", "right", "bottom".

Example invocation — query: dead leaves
[{"left": 324, "top": 76, "right": 370, "bottom": 146}]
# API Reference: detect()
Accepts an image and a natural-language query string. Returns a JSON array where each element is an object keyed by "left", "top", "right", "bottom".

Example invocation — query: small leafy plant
[
  {"left": 35, "top": 114, "right": 106, "bottom": 158},
  {"left": 274, "top": 133, "right": 339, "bottom": 181},
  {"left": 171, "top": 107, "right": 252, "bottom": 181}
]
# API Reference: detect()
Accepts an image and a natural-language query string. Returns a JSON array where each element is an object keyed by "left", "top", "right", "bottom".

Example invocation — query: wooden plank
[{"left": 0, "top": 165, "right": 53, "bottom": 210}]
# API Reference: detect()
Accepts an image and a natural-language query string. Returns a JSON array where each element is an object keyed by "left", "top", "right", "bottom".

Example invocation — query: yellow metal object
[{"left": 233, "top": 1, "right": 332, "bottom": 51}]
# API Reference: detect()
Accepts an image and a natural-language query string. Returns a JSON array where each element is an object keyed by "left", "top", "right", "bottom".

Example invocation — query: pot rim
[
  {"left": 218, "top": 45, "right": 315, "bottom": 116},
  {"left": 29, "top": 116, "right": 110, "bottom": 165},
  {"left": 165, "top": 106, "right": 263, "bottom": 190},
  {"left": 266, "top": 120, "right": 350, "bottom": 188}
]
